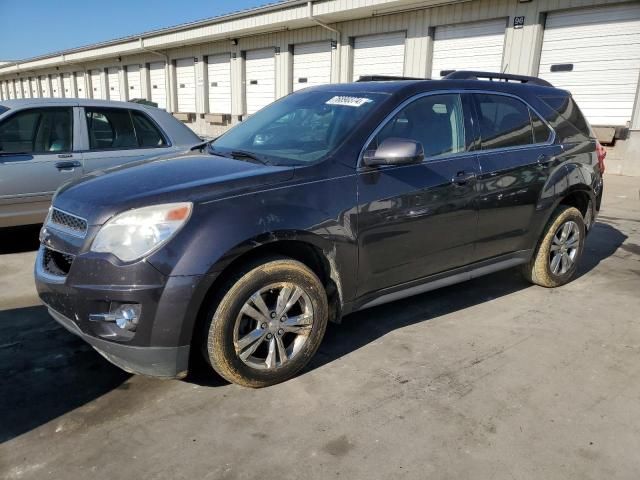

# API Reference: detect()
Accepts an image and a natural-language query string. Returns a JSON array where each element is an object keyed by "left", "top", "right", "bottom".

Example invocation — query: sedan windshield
[{"left": 212, "top": 90, "right": 386, "bottom": 165}]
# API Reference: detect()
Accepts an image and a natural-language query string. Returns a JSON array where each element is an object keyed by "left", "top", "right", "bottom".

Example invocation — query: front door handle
[
  {"left": 55, "top": 160, "right": 81, "bottom": 171},
  {"left": 451, "top": 170, "right": 477, "bottom": 186}
]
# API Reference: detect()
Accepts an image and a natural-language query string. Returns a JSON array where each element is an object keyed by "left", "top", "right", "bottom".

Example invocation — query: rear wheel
[
  {"left": 203, "top": 257, "right": 328, "bottom": 387},
  {"left": 522, "top": 206, "right": 585, "bottom": 288}
]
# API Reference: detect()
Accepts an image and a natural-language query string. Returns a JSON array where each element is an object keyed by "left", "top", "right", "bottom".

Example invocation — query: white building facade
[{"left": 1, "top": 0, "right": 639, "bottom": 147}]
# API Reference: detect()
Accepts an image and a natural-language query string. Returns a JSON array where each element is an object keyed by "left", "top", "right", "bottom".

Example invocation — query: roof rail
[
  {"left": 442, "top": 70, "right": 553, "bottom": 87},
  {"left": 356, "top": 75, "right": 425, "bottom": 82}
]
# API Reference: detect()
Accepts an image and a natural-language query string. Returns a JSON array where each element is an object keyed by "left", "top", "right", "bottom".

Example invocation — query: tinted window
[
  {"left": 86, "top": 108, "right": 137, "bottom": 150},
  {"left": 131, "top": 111, "right": 167, "bottom": 147},
  {"left": 475, "top": 94, "right": 534, "bottom": 150},
  {"left": 0, "top": 108, "right": 72, "bottom": 154},
  {"left": 530, "top": 109, "right": 552, "bottom": 144},
  {"left": 538, "top": 96, "right": 593, "bottom": 142},
  {"left": 371, "top": 94, "right": 466, "bottom": 158}
]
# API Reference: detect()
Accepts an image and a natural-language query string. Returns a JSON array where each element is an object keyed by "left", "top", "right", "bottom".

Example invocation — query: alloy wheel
[
  {"left": 549, "top": 220, "right": 580, "bottom": 275},
  {"left": 233, "top": 283, "right": 314, "bottom": 370}
]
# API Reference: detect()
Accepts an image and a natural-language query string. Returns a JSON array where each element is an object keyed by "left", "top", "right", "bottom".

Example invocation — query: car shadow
[
  {"left": 305, "top": 219, "right": 626, "bottom": 374},
  {"left": 0, "top": 305, "right": 130, "bottom": 443},
  {"left": 0, "top": 224, "right": 42, "bottom": 254},
  {"left": 0, "top": 220, "right": 626, "bottom": 441}
]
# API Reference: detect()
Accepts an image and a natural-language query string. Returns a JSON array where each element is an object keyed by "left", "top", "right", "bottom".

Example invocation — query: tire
[
  {"left": 203, "top": 256, "right": 328, "bottom": 388},
  {"left": 522, "top": 206, "right": 585, "bottom": 288}
]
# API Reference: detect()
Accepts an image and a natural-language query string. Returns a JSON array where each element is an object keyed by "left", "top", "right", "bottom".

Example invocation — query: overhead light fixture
[{"left": 230, "top": 39, "right": 238, "bottom": 46}]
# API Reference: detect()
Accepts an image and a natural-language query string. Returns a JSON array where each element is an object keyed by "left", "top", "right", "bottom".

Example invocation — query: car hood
[{"left": 53, "top": 153, "right": 295, "bottom": 225}]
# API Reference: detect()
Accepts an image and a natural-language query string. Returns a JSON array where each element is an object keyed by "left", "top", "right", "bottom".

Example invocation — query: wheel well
[
  {"left": 190, "top": 240, "right": 341, "bottom": 356},
  {"left": 560, "top": 190, "right": 590, "bottom": 218}
]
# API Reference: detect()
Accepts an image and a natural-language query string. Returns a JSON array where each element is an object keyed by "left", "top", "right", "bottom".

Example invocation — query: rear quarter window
[{"left": 537, "top": 95, "right": 594, "bottom": 143}]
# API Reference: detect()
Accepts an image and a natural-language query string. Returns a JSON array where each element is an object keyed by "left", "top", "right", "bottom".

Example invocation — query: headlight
[{"left": 91, "top": 203, "right": 192, "bottom": 262}]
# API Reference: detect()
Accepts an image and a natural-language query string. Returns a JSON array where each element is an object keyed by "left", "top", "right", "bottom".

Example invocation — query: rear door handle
[
  {"left": 451, "top": 170, "right": 477, "bottom": 186},
  {"left": 55, "top": 160, "right": 81, "bottom": 171}
]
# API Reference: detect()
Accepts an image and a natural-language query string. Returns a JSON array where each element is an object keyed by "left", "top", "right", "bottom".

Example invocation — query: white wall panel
[
  {"left": 245, "top": 48, "right": 275, "bottom": 114},
  {"left": 75, "top": 72, "right": 87, "bottom": 98},
  {"left": 207, "top": 54, "right": 232, "bottom": 114},
  {"left": 107, "top": 67, "right": 121, "bottom": 100},
  {"left": 90, "top": 69, "right": 103, "bottom": 99},
  {"left": 126, "top": 64, "right": 142, "bottom": 100},
  {"left": 62, "top": 73, "right": 74, "bottom": 98},
  {"left": 176, "top": 58, "right": 197, "bottom": 112},
  {"left": 149, "top": 62, "right": 167, "bottom": 109},
  {"left": 293, "top": 41, "right": 332, "bottom": 91},
  {"left": 431, "top": 18, "right": 506, "bottom": 79},
  {"left": 352, "top": 32, "right": 406, "bottom": 80},
  {"left": 539, "top": 3, "right": 640, "bottom": 126},
  {"left": 39, "top": 76, "right": 50, "bottom": 97}
]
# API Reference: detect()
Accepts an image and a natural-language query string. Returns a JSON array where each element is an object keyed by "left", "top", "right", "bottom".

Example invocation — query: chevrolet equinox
[{"left": 35, "top": 71, "right": 604, "bottom": 387}]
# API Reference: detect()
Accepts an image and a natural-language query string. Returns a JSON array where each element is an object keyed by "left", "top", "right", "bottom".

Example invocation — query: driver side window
[{"left": 370, "top": 94, "right": 466, "bottom": 159}]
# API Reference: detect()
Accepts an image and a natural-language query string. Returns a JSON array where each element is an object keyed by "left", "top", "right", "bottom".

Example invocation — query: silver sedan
[{"left": 0, "top": 98, "right": 201, "bottom": 228}]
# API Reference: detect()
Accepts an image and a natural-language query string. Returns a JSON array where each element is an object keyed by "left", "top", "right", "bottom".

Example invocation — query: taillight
[{"left": 595, "top": 141, "right": 606, "bottom": 174}]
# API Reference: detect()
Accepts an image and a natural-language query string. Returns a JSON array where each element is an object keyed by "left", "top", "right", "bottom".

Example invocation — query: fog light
[
  {"left": 89, "top": 304, "right": 141, "bottom": 331},
  {"left": 114, "top": 304, "right": 141, "bottom": 331}
]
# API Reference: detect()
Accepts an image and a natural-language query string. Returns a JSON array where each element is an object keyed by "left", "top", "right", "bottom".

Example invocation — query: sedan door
[
  {"left": 79, "top": 107, "right": 177, "bottom": 173},
  {"left": 356, "top": 93, "right": 479, "bottom": 296},
  {"left": 0, "top": 106, "right": 82, "bottom": 227}
]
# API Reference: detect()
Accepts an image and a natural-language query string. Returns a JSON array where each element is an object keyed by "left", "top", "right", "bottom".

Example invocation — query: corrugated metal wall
[{"left": 1, "top": 0, "right": 638, "bottom": 136}]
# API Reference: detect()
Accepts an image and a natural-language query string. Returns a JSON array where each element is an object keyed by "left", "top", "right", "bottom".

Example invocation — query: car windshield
[{"left": 211, "top": 90, "right": 386, "bottom": 165}]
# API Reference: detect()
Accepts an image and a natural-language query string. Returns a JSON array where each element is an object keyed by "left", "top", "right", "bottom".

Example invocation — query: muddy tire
[
  {"left": 203, "top": 256, "right": 328, "bottom": 388},
  {"left": 522, "top": 206, "right": 586, "bottom": 288}
]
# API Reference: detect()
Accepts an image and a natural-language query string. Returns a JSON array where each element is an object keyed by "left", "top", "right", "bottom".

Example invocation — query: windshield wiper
[
  {"left": 229, "top": 150, "right": 270, "bottom": 165},
  {"left": 190, "top": 140, "right": 211, "bottom": 152}
]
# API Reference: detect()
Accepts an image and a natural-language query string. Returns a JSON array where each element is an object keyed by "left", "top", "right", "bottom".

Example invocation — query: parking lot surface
[{"left": 1, "top": 174, "right": 639, "bottom": 480}]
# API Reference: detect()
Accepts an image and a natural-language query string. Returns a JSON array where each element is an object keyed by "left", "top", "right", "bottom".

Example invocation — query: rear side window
[
  {"left": 131, "top": 111, "right": 167, "bottom": 147},
  {"left": 474, "top": 94, "right": 533, "bottom": 150},
  {"left": 371, "top": 93, "right": 466, "bottom": 158},
  {"left": 0, "top": 107, "right": 72, "bottom": 154},
  {"left": 86, "top": 108, "right": 137, "bottom": 150},
  {"left": 538, "top": 95, "right": 593, "bottom": 142},
  {"left": 530, "top": 110, "right": 552, "bottom": 144},
  {"left": 86, "top": 108, "right": 167, "bottom": 150}
]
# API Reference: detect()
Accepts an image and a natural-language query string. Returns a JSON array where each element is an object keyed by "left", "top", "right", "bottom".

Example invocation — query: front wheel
[
  {"left": 522, "top": 206, "right": 586, "bottom": 288},
  {"left": 203, "top": 257, "right": 328, "bottom": 387}
]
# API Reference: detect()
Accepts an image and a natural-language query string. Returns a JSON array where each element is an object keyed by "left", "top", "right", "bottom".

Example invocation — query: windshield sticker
[{"left": 325, "top": 96, "right": 373, "bottom": 107}]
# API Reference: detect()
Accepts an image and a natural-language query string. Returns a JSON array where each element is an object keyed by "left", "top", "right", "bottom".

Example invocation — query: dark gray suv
[{"left": 35, "top": 72, "right": 604, "bottom": 387}]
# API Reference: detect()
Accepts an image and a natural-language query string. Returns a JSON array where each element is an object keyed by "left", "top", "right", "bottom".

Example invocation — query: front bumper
[
  {"left": 35, "top": 245, "right": 210, "bottom": 379},
  {"left": 48, "top": 307, "right": 190, "bottom": 378}
]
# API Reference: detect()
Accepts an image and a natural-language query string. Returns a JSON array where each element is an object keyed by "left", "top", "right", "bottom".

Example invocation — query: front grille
[
  {"left": 42, "top": 247, "right": 74, "bottom": 277},
  {"left": 49, "top": 208, "right": 88, "bottom": 237}
]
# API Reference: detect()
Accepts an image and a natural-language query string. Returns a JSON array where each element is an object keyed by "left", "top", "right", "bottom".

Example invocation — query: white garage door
[
  {"left": 246, "top": 48, "right": 275, "bottom": 115},
  {"left": 431, "top": 18, "right": 506, "bottom": 79},
  {"left": 107, "top": 67, "right": 121, "bottom": 101},
  {"left": 176, "top": 58, "right": 196, "bottom": 113},
  {"left": 293, "top": 41, "right": 332, "bottom": 91},
  {"left": 52, "top": 75, "right": 62, "bottom": 98},
  {"left": 126, "top": 65, "right": 142, "bottom": 100},
  {"left": 9, "top": 80, "right": 16, "bottom": 99},
  {"left": 21, "top": 78, "right": 31, "bottom": 98},
  {"left": 0, "top": 81, "right": 6, "bottom": 100},
  {"left": 62, "top": 73, "right": 73, "bottom": 98},
  {"left": 40, "top": 76, "right": 50, "bottom": 98},
  {"left": 149, "top": 62, "right": 167, "bottom": 109},
  {"left": 30, "top": 77, "right": 39, "bottom": 98},
  {"left": 352, "top": 32, "right": 406, "bottom": 81},
  {"left": 90, "top": 70, "right": 103, "bottom": 99},
  {"left": 539, "top": 4, "right": 640, "bottom": 126},
  {"left": 75, "top": 72, "right": 86, "bottom": 98},
  {"left": 207, "top": 54, "right": 232, "bottom": 114}
]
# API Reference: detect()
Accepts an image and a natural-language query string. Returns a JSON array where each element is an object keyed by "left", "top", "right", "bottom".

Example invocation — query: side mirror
[{"left": 363, "top": 137, "right": 424, "bottom": 167}]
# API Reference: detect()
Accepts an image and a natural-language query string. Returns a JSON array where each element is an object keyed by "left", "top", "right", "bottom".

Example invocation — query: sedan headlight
[{"left": 91, "top": 203, "right": 192, "bottom": 262}]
